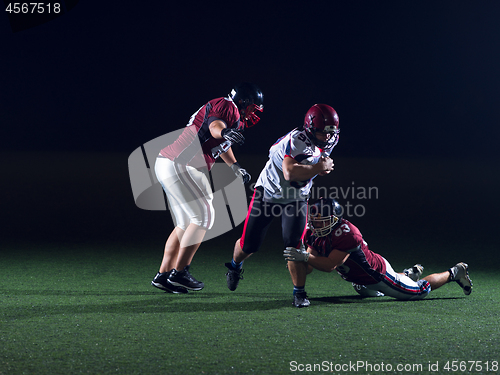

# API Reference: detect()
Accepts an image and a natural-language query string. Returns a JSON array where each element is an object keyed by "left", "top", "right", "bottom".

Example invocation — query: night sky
[
  {"left": 2, "top": 1, "right": 500, "bottom": 158},
  {"left": 1, "top": 2, "right": 499, "bottom": 250}
]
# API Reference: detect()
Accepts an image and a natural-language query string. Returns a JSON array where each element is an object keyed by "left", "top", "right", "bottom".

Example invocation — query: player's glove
[
  {"left": 283, "top": 246, "right": 310, "bottom": 262},
  {"left": 231, "top": 162, "right": 251, "bottom": 184},
  {"left": 221, "top": 128, "right": 245, "bottom": 145}
]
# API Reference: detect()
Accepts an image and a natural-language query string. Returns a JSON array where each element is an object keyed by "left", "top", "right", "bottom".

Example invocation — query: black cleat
[
  {"left": 225, "top": 262, "right": 244, "bottom": 291},
  {"left": 151, "top": 272, "right": 188, "bottom": 294},
  {"left": 292, "top": 292, "right": 310, "bottom": 308},
  {"left": 168, "top": 266, "right": 204, "bottom": 291}
]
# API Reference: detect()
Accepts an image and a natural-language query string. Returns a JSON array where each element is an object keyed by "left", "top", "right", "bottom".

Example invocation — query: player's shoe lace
[
  {"left": 449, "top": 262, "right": 472, "bottom": 295},
  {"left": 225, "top": 262, "right": 244, "bottom": 291},
  {"left": 403, "top": 264, "right": 424, "bottom": 282},
  {"left": 168, "top": 266, "right": 204, "bottom": 291}
]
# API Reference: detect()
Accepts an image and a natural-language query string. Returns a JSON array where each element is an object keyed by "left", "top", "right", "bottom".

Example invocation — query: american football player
[
  {"left": 283, "top": 197, "right": 473, "bottom": 307},
  {"left": 224, "top": 104, "right": 340, "bottom": 301},
  {"left": 152, "top": 83, "right": 264, "bottom": 293}
]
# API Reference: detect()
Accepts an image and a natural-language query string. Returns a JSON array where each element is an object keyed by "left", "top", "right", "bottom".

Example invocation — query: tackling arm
[
  {"left": 307, "top": 248, "right": 350, "bottom": 273},
  {"left": 282, "top": 156, "right": 333, "bottom": 181},
  {"left": 284, "top": 246, "right": 349, "bottom": 273}
]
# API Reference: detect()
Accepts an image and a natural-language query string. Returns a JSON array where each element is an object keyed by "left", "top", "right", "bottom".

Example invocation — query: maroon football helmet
[{"left": 303, "top": 104, "right": 340, "bottom": 148}]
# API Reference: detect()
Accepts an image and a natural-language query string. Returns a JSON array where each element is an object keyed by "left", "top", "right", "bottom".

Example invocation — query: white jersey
[{"left": 255, "top": 128, "right": 335, "bottom": 203}]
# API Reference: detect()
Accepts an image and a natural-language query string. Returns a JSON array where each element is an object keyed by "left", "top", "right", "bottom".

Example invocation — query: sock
[
  {"left": 231, "top": 259, "right": 243, "bottom": 270},
  {"left": 293, "top": 286, "right": 305, "bottom": 296}
]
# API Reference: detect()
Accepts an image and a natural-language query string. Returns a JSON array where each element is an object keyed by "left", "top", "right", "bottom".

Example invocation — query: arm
[
  {"left": 209, "top": 119, "right": 245, "bottom": 145},
  {"left": 284, "top": 246, "right": 349, "bottom": 273},
  {"left": 218, "top": 134, "right": 251, "bottom": 184},
  {"left": 282, "top": 155, "right": 333, "bottom": 181},
  {"left": 306, "top": 248, "right": 350, "bottom": 273},
  {"left": 209, "top": 119, "right": 227, "bottom": 139},
  {"left": 220, "top": 148, "right": 237, "bottom": 166}
]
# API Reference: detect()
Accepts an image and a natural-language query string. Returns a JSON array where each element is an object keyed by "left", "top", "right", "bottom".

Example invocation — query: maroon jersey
[
  {"left": 159, "top": 97, "right": 241, "bottom": 171},
  {"left": 305, "top": 219, "right": 387, "bottom": 285}
]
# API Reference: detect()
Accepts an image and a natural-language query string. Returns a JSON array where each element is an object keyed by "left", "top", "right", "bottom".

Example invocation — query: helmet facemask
[
  {"left": 309, "top": 213, "right": 340, "bottom": 237},
  {"left": 303, "top": 104, "right": 340, "bottom": 149},
  {"left": 229, "top": 83, "right": 264, "bottom": 128},
  {"left": 240, "top": 103, "right": 264, "bottom": 128},
  {"left": 309, "top": 197, "right": 343, "bottom": 237},
  {"left": 306, "top": 127, "right": 340, "bottom": 148}
]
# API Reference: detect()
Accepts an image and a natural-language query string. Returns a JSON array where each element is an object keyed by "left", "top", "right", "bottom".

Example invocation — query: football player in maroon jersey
[
  {"left": 151, "top": 83, "right": 263, "bottom": 293},
  {"left": 283, "top": 197, "right": 473, "bottom": 307}
]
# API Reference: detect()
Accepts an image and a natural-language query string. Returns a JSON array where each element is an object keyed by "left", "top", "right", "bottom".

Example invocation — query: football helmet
[
  {"left": 303, "top": 104, "right": 340, "bottom": 148},
  {"left": 229, "top": 82, "right": 264, "bottom": 128},
  {"left": 308, "top": 197, "right": 343, "bottom": 237}
]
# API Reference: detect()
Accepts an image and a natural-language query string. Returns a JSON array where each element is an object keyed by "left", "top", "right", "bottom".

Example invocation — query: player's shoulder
[
  {"left": 328, "top": 219, "right": 361, "bottom": 240},
  {"left": 208, "top": 97, "right": 239, "bottom": 117},
  {"left": 271, "top": 128, "right": 299, "bottom": 150},
  {"left": 207, "top": 96, "right": 230, "bottom": 106},
  {"left": 289, "top": 127, "right": 307, "bottom": 140},
  {"left": 288, "top": 128, "right": 313, "bottom": 150},
  {"left": 340, "top": 219, "right": 362, "bottom": 235},
  {"left": 341, "top": 219, "right": 358, "bottom": 230}
]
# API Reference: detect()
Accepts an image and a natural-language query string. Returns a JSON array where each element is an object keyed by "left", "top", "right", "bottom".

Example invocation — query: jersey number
[
  {"left": 335, "top": 224, "right": 350, "bottom": 237},
  {"left": 297, "top": 132, "right": 312, "bottom": 147}
]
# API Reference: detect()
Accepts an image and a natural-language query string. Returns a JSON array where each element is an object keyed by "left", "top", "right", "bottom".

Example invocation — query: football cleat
[
  {"left": 168, "top": 266, "right": 204, "bottom": 291},
  {"left": 403, "top": 264, "right": 424, "bottom": 282},
  {"left": 292, "top": 292, "right": 310, "bottom": 308},
  {"left": 352, "top": 283, "right": 385, "bottom": 297},
  {"left": 449, "top": 262, "right": 473, "bottom": 295},
  {"left": 151, "top": 272, "right": 188, "bottom": 294},
  {"left": 225, "top": 262, "right": 244, "bottom": 291}
]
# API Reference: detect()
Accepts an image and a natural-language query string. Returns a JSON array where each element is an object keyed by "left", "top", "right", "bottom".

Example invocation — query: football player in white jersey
[{"left": 224, "top": 104, "right": 340, "bottom": 305}]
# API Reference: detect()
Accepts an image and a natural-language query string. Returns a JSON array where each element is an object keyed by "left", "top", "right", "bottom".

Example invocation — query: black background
[{"left": 1, "top": 2, "right": 499, "bottom": 266}]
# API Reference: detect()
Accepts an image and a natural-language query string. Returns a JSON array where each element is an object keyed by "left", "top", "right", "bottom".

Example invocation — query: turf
[
  {"left": 1, "top": 153, "right": 499, "bottom": 374},
  {"left": 1, "top": 238, "right": 499, "bottom": 375}
]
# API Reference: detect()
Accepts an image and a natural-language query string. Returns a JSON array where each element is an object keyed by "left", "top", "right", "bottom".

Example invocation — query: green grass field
[
  {"left": 1, "top": 235, "right": 499, "bottom": 375},
  {"left": 2, "top": 153, "right": 499, "bottom": 374}
]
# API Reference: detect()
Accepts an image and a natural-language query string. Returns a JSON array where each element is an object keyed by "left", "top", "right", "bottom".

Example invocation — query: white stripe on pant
[{"left": 358, "top": 258, "right": 431, "bottom": 300}]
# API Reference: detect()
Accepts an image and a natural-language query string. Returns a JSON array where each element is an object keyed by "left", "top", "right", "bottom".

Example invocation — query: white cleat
[
  {"left": 403, "top": 264, "right": 424, "bottom": 282},
  {"left": 449, "top": 262, "right": 473, "bottom": 295}
]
